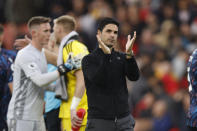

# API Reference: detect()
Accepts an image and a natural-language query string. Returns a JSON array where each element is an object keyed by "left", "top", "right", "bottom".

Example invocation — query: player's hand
[
  {"left": 64, "top": 53, "right": 75, "bottom": 70},
  {"left": 65, "top": 53, "right": 82, "bottom": 70},
  {"left": 71, "top": 109, "right": 83, "bottom": 128},
  {"left": 58, "top": 53, "right": 82, "bottom": 75},
  {"left": 57, "top": 54, "right": 73, "bottom": 75},
  {"left": 96, "top": 34, "right": 111, "bottom": 54},
  {"left": 47, "top": 33, "right": 56, "bottom": 51},
  {"left": 14, "top": 35, "right": 31, "bottom": 50},
  {"left": 125, "top": 31, "right": 136, "bottom": 55}
]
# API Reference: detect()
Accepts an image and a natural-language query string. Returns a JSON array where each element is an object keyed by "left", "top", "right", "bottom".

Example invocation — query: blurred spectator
[
  {"left": 152, "top": 99, "right": 173, "bottom": 131},
  {"left": 133, "top": 92, "right": 155, "bottom": 118},
  {"left": 171, "top": 49, "right": 188, "bottom": 80},
  {"left": 153, "top": 20, "right": 176, "bottom": 48},
  {"left": 47, "top": 0, "right": 72, "bottom": 19},
  {"left": 180, "top": 23, "right": 192, "bottom": 48},
  {"left": 156, "top": 2, "right": 178, "bottom": 25},
  {"left": 139, "top": 28, "right": 158, "bottom": 56},
  {"left": 153, "top": 60, "right": 179, "bottom": 95},
  {"left": 129, "top": 56, "right": 153, "bottom": 109},
  {"left": 115, "top": 5, "right": 127, "bottom": 23},
  {"left": 72, "top": 0, "right": 87, "bottom": 16},
  {"left": 190, "top": 17, "right": 197, "bottom": 36},
  {"left": 144, "top": 12, "right": 159, "bottom": 33},
  {"left": 177, "top": 0, "right": 194, "bottom": 24}
]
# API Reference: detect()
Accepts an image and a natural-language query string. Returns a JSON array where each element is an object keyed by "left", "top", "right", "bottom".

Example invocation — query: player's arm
[
  {"left": 67, "top": 43, "right": 88, "bottom": 128},
  {"left": 30, "top": 71, "right": 60, "bottom": 87},
  {"left": 20, "top": 55, "right": 73, "bottom": 88},
  {"left": 14, "top": 35, "right": 30, "bottom": 50},
  {"left": 31, "top": 62, "right": 75, "bottom": 87},
  {"left": 70, "top": 69, "right": 85, "bottom": 128},
  {"left": 74, "top": 70, "right": 85, "bottom": 99}
]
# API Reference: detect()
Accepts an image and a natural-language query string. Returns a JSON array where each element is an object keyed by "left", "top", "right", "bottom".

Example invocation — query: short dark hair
[
  {"left": 0, "top": 24, "right": 3, "bottom": 35},
  {"left": 27, "top": 16, "right": 51, "bottom": 30},
  {"left": 97, "top": 17, "right": 119, "bottom": 31}
]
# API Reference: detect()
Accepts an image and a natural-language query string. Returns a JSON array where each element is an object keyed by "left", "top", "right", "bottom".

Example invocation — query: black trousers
[
  {"left": 0, "top": 120, "right": 8, "bottom": 131},
  {"left": 45, "top": 108, "right": 61, "bottom": 131},
  {"left": 187, "top": 126, "right": 197, "bottom": 131},
  {"left": 85, "top": 115, "right": 135, "bottom": 131}
]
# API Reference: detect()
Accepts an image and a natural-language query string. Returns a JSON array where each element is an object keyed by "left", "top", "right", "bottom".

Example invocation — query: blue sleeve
[{"left": 7, "top": 71, "right": 13, "bottom": 83}]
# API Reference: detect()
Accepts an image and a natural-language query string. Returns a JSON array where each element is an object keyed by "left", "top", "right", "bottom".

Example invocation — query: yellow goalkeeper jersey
[{"left": 59, "top": 40, "right": 89, "bottom": 125}]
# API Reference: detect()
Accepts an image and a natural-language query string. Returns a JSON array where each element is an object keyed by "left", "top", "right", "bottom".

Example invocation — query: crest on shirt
[{"left": 28, "top": 62, "right": 37, "bottom": 69}]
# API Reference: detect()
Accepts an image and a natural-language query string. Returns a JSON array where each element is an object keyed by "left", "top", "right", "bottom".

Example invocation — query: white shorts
[{"left": 7, "top": 118, "right": 46, "bottom": 131}]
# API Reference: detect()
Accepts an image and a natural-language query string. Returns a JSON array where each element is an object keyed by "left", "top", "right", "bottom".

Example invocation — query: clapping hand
[
  {"left": 96, "top": 34, "right": 111, "bottom": 54},
  {"left": 125, "top": 31, "right": 136, "bottom": 56}
]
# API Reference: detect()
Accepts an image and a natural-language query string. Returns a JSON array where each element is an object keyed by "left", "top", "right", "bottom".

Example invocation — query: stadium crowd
[{"left": 1, "top": 0, "right": 197, "bottom": 131}]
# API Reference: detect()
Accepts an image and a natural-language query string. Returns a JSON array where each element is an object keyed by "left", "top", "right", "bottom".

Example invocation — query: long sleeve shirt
[{"left": 82, "top": 48, "right": 140, "bottom": 120}]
